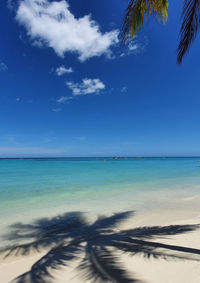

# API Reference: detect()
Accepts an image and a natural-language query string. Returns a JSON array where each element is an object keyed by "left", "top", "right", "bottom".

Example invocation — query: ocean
[{"left": 1, "top": 157, "right": 200, "bottom": 245}]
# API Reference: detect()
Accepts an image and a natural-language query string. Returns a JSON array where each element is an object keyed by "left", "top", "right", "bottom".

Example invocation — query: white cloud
[
  {"left": 16, "top": 0, "right": 119, "bottom": 61},
  {"left": 56, "top": 65, "right": 73, "bottom": 76},
  {"left": 66, "top": 78, "right": 105, "bottom": 96},
  {"left": 57, "top": 77, "right": 104, "bottom": 102},
  {"left": 57, "top": 96, "right": 73, "bottom": 103},
  {"left": 0, "top": 62, "right": 8, "bottom": 71}
]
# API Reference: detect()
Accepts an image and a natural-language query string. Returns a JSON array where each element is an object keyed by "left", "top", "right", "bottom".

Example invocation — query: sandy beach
[{"left": 1, "top": 193, "right": 200, "bottom": 283}]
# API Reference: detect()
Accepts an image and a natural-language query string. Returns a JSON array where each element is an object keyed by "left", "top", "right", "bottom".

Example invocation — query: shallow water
[
  {"left": 1, "top": 158, "right": 200, "bottom": 283},
  {"left": 1, "top": 157, "right": 200, "bottom": 228}
]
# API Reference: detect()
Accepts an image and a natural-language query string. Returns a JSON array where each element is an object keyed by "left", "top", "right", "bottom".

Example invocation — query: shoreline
[{"left": 1, "top": 182, "right": 200, "bottom": 248}]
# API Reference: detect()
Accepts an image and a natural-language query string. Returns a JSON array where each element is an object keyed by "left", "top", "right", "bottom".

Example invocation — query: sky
[{"left": 1, "top": 0, "right": 200, "bottom": 157}]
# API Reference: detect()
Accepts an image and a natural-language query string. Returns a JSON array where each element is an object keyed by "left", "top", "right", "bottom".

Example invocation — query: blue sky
[{"left": 1, "top": 0, "right": 200, "bottom": 157}]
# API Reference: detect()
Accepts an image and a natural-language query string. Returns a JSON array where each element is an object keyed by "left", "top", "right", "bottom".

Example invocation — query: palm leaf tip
[
  {"left": 93, "top": 211, "right": 134, "bottom": 231},
  {"left": 177, "top": 0, "right": 200, "bottom": 64},
  {"left": 79, "top": 245, "right": 138, "bottom": 282},
  {"left": 123, "top": 0, "right": 169, "bottom": 43}
]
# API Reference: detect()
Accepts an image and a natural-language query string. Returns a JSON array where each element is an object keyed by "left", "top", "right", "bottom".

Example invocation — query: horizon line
[{"left": 0, "top": 156, "right": 200, "bottom": 159}]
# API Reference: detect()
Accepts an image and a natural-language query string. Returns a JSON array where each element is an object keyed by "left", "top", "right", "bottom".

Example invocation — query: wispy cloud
[
  {"left": 56, "top": 65, "right": 73, "bottom": 76},
  {"left": 52, "top": 108, "right": 62, "bottom": 112},
  {"left": 14, "top": 98, "right": 33, "bottom": 103},
  {"left": 27, "top": 99, "right": 33, "bottom": 103},
  {"left": 120, "top": 36, "right": 148, "bottom": 57},
  {"left": 7, "top": 0, "right": 16, "bottom": 10},
  {"left": 57, "top": 96, "right": 73, "bottom": 104},
  {"left": 0, "top": 62, "right": 8, "bottom": 71},
  {"left": 0, "top": 146, "right": 67, "bottom": 156},
  {"left": 66, "top": 78, "right": 105, "bottom": 96},
  {"left": 121, "top": 86, "right": 127, "bottom": 93},
  {"left": 128, "top": 42, "right": 140, "bottom": 52},
  {"left": 16, "top": 0, "right": 119, "bottom": 61}
]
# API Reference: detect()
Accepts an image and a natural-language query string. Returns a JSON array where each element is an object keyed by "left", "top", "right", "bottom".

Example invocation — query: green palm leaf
[
  {"left": 177, "top": 0, "right": 200, "bottom": 63},
  {"left": 123, "top": 0, "right": 168, "bottom": 42}
]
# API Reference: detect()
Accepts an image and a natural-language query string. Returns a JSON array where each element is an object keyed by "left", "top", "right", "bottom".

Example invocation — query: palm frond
[
  {"left": 111, "top": 238, "right": 200, "bottom": 261},
  {"left": 123, "top": 0, "right": 168, "bottom": 42},
  {"left": 110, "top": 239, "right": 180, "bottom": 261},
  {"left": 3, "top": 210, "right": 200, "bottom": 283},
  {"left": 14, "top": 244, "right": 82, "bottom": 283},
  {"left": 92, "top": 211, "right": 134, "bottom": 232},
  {"left": 177, "top": 0, "right": 200, "bottom": 63},
  {"left": 7, "top": 212, "right": 87, "bottom": 241},
  {"left": 2, "top": 239, "right": 52, "bottom": 258},
  {"left": 117, "top": 224, "right": 199, "bottom": 239},
  {"left": 2, "top": 212, "right": 87, "bottom": 257},
  {"left": 79, "top": 244, "right": 138, "bottom": 282}
]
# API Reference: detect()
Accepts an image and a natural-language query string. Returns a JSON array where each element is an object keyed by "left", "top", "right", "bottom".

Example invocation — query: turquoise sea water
[{"left": 1, "top": 157, "right": 200, "bottom": 241}]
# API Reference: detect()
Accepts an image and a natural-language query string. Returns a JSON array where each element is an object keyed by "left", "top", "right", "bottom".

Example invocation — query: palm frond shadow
[{"left": 2, "top": 210, "right": 200, "bottom": 283}]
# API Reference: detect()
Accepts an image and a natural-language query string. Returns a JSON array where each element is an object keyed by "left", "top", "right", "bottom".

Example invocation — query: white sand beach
[{"left": 1, "top": 194, "right": 200, "bottom": 283}]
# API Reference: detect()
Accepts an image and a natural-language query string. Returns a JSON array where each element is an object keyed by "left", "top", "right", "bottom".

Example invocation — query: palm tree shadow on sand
[{"left": 2, "top": 211, "right": 200, "bottom": 283}]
